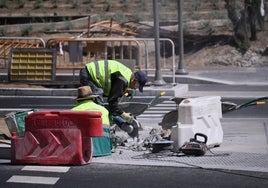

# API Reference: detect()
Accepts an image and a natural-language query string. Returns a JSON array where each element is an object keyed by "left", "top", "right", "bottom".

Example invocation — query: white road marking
[
  {"left": 6, "top": 166, "right": 69, "bottom": 185},
  {"left": 22, "top": 166, "right": 70, "bottom": 173},
  {"left": 7, "top": 175, "right": 59, "bottom": 185},
  {"left": 148, "top": 106, "right": 176, "bottom": 110},
  {"left": 142, "top": 111, "right": 169, "bottom": 114}
]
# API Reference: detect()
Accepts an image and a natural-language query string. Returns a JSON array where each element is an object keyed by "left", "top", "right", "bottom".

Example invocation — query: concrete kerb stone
[
  {"left": 0, "top": 88, "right": 53, "bottom": 96},
  {"left": 0, "top": 84, "right": 188, "bottom": 97},
  {"left": 0, "top": 88, "right": 76, "bottom": 96}
]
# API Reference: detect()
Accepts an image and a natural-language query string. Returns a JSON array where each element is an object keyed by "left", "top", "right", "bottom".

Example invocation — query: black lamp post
[
  {"left": 176, "top": 0, "right": 188, "bottom": 75},
  {"left": 152, "top": 0, "right": 166, "bottom": 85}
]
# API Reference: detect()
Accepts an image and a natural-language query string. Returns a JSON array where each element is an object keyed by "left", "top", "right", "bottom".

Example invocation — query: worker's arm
[{"left": 108, "top": 75, "right": 128, "bottom": 116}]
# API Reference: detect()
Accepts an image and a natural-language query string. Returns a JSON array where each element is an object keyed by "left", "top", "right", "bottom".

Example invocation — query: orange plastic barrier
[{"left": 11, "top": 111, "right": 103, "bottom": 165}]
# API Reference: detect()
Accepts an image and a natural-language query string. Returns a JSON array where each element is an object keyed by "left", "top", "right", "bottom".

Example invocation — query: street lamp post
[
  {"left": 152, "top": 0, "right": 166, "bottom": 85},
  {"left": 176, "top": 0, "right": 188, "bottom": 75}
]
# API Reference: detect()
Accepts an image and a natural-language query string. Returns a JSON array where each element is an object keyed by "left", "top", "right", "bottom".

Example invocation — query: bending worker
[
  {"left": 72, "top": 86, "right": 112, "bottom": 157},
  {"left": 79, "top": 60, "right": 148, "bottom": 126}
]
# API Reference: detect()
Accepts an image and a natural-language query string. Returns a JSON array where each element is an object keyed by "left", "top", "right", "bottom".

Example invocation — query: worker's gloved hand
[
  {"left": 120, "top": 112, "right": 133, "bottom": 124},
  {"left": 124, "top": 89, "right": 135, "bottom": 99}
]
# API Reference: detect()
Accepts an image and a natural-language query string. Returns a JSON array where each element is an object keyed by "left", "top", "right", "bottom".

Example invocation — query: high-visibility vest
[
  {"left": 72, "top": 100, "right": 112, "bottom": 157},
  {"left": 72, "top": 100, "right": 110, "bottom": 126},
  {"left": 85, "top": 60, "right": 132, "bottom": 96}
]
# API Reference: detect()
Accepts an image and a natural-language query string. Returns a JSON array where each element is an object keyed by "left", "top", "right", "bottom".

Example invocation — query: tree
[{"left": 225, "top": 0, "right": 265, "bottom": 53}]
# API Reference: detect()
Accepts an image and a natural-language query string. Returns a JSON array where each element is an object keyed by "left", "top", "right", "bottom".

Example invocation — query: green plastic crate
[{"left": 5, "top": 110, "right": 35, "bottom": 137}]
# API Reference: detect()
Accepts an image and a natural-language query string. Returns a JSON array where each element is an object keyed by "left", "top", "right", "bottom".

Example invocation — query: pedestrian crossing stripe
[
  {"left": 138, "top": 100, "right": 176, "bottom": 116},
  {"left": 22, "top": 166, "right": 70, "bottom": 173},
  {"left": 146, "top": 107, "right": 175, "bottom": 110},
  {"left": 6, "top": 166, "right": 69, "bottom": 185},
  {"left": 7, "top": 175, "right": 59, "bottom": 185}
]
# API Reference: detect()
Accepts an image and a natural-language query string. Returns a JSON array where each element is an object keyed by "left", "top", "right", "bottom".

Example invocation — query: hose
[{"left": 236, "top": 96, "right": 268, "bottom": 110}]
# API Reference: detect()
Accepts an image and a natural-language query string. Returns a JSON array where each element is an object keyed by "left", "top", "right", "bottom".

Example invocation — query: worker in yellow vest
[
  {"left": 79, "top": 60, "right": 147, "bottom": 135},
  {"left": 72, "top": 86, "right": 112, "bottom": 157}
]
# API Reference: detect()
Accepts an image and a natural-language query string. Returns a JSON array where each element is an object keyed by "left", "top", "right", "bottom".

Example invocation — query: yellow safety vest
[{"left": 85, "top": 60, "right": 132, "bottom": 96}]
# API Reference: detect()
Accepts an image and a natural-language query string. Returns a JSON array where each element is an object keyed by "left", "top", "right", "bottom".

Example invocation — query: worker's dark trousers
[{"left": 79, "top": 68, "right": 105, "bottom": 106}]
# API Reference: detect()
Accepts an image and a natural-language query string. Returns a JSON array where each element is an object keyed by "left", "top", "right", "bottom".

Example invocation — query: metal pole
[
  {"left": 152, "top": 0, "right": 166, "bottom": 85},
  {"left": 176, "top": 0, "right": 188, "bottom": 75},
  {"left": 87, "top": 16, "right": 90, "bottom": 38}
]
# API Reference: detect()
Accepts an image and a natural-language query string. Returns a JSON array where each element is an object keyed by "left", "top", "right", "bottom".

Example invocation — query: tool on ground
[
  {"left": 179, "top": 133, "right": 208, "bottom": 156},
  {"left": 142, "top": 128, "right": 174, "bottom": 153},
  {"left": 150, "top": 140, "right": 174, "bottom": 153}
]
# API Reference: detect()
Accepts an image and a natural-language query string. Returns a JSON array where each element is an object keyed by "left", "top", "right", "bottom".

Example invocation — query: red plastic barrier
[
  {"left": 25, "top": 111, "right": 103, "bottom": 137},
  {"left": 11, "top": 111, "right": 102, "bottom": 165}
]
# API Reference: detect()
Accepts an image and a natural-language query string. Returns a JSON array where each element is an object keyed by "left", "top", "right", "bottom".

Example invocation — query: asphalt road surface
[{"left": 0, "top": 160, "right": 268, "bottom": 188}]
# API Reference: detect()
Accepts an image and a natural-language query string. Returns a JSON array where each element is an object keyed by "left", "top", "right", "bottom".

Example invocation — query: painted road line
[
  {"left": 22, "top": 166, "right": 70, "bottom": 173},
  {"left": 148, "top": 106, "right": 176, "bottom": 110},
  {"left": 7, "top": 175, "right": 59, "bottom": 185},
  {"left": 142, "top": 111, "right": 169, "bottom": 114}
]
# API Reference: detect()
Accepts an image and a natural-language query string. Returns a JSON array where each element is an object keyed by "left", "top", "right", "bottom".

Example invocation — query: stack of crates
[
  {"left": 5, "top": 110, "right": 35, "bottom": 137},
  {"left": 8, "top": 48, "right": 56, "bottom": 82}
]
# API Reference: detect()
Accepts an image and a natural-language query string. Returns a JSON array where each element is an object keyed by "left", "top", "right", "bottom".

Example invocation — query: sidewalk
[
  {"left": 168, "top": 67, "right": 268, "bottom": 86},
  {"left": 92, "top": 117, "right": 268, "bottom": 173}
]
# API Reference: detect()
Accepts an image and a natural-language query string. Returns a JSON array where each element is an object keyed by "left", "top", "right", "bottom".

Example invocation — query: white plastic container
[{"left": 171, "top": 96, "right": 223, "bottom": 151}]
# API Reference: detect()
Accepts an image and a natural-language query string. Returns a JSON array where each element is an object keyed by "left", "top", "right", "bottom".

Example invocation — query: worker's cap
[
  {"left": 75, "top": 86, "right": 98, "bottom": 101},
  {"left": 134, "top": 70, "right": 148, "bottom": 92}
]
